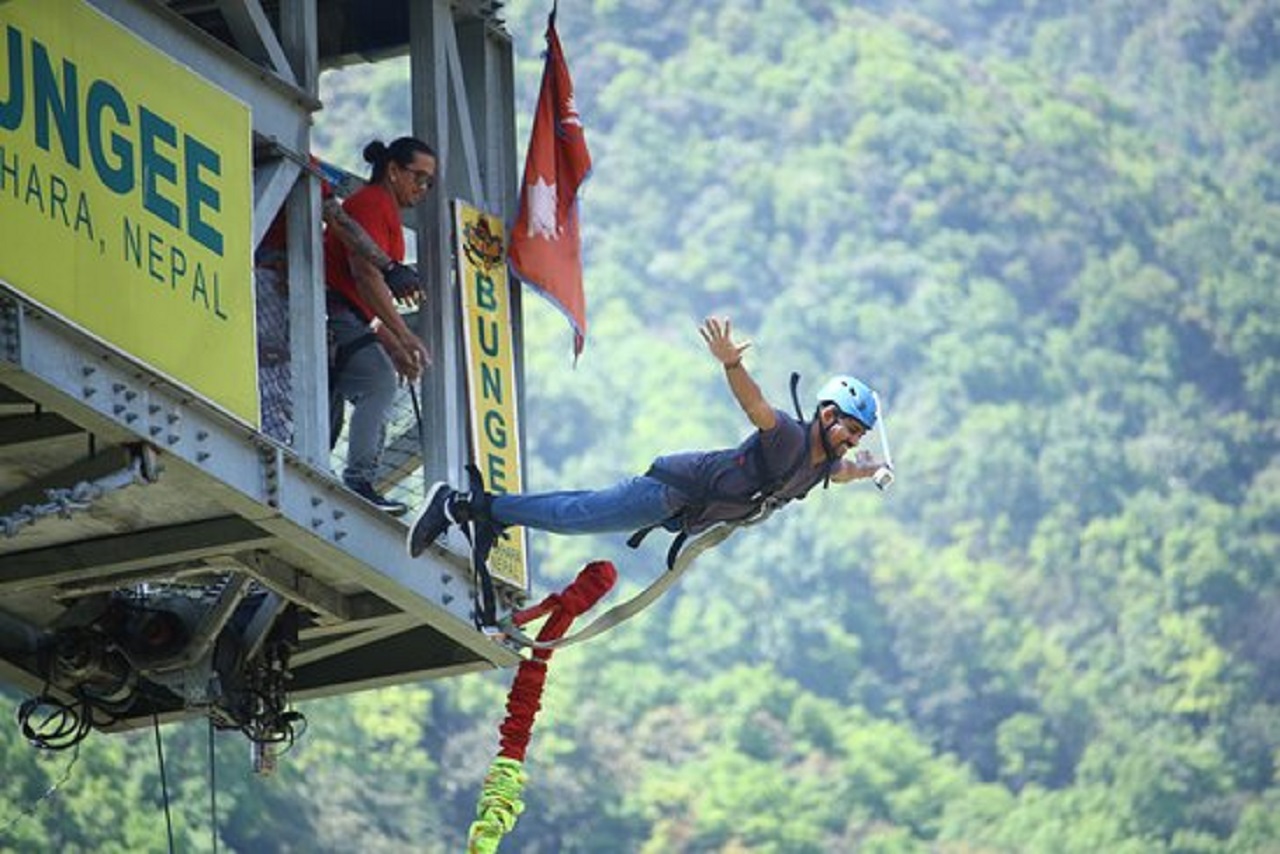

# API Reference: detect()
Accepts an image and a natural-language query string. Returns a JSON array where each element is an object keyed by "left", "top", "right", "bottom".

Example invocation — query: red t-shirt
[{"left": 324, "top": 183, "right": 404, "bottom": 321}]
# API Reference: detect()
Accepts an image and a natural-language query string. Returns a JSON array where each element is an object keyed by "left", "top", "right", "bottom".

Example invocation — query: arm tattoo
[{"left": 324, "top": 198, "right": 392, "bottom": 270}]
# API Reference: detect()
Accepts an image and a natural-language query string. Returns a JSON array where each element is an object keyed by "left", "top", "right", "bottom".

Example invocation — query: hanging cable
[
  {"left": 207, "top": 717, "right": 219, "bottom": 854},
  {"left": 409, "top": 383, "right": 425, "bottom": 447},
  {"left": 0, "top": 744, "right": 81, "bottom": 835},
  {"left": 152, "top": 714, "right": 176, "bottom": 854},
  {"left": 16, "top": 691, "right": 95, "bottom": 750}
]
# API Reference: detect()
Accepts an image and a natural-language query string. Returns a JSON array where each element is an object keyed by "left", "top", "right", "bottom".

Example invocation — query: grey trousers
[{"left": 328, "top": 307, "right": 397, "bottom": 484}]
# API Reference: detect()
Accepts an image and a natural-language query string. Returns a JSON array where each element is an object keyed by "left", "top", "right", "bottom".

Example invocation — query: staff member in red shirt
[
  {"left": 255, "top": 153, "right": 421, "bottom": 447},
  {"left": 325, "top": 137, "right": 435, "bottom": 514}
]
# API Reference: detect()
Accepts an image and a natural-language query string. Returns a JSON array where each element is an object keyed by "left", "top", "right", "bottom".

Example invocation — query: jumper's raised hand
[
  {"left": 701, "top": 316, "right": 775, "bottom": 431},
  {"left": 700, "top": 316, "right": 751, "bottom": 367}
]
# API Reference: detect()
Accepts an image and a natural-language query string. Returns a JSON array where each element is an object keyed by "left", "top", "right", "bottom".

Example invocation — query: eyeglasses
[{"left": 397, "top": 163, "right": 435, "bottom": 189}]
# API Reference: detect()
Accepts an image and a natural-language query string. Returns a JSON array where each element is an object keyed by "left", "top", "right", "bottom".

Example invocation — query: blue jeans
[{"left": 490, "top": 475, "right": 686, "bottom": 535}]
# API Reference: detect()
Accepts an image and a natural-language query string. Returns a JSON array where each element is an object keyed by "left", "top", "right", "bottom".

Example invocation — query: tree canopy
[{"left": 3, "top": 1, "right": 1278, "bottom": 851}]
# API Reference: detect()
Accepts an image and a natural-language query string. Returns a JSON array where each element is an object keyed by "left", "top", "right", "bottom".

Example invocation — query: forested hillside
[{"left": 3, "top": 1, "right": 1278, "bottom": 851}]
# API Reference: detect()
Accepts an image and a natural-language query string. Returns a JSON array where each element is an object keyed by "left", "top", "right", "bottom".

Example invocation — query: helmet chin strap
[
  {"left": 812, "top": 406, "right": 837, "bottom": 456},
  {"left": 814, "top": 406, "right": 842, "bottom": 489}
]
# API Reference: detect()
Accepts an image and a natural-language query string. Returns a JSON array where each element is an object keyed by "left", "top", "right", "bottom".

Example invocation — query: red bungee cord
[{"left": 468, "top": 561, "right": 617, "bottom": 852}]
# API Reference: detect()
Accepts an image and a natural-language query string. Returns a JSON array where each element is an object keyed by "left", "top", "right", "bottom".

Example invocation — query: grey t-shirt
[{"left": 649, "top": 409, "right": 830, "bottom": 533}]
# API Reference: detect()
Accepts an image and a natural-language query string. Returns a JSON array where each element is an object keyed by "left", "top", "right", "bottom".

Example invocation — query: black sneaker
[
  {"left": 344, "top": 477, "right": 409, "bottom": 516},
  {"left": 407, "top": 482, "right": 462, "bottom": 557}
]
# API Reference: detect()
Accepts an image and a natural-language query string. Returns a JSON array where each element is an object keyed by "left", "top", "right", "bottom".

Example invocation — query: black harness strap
[
  {"left": 331, "top": 332, "right": 378, "bottom": 379},
  {"left": 664, "top": 531, "right": 689, "bottom": 570},
  {"left": 326, "top": 290, "right": 380, "bottom": 384},
  {"left": 788, "top": 371, "right": 805, "bottom": 421},
  {"left": 462, "top": 463, "right": 501, "bottom": 629},
  {"left": 626, "top": 524, "right": 660, "bottom": 550}
]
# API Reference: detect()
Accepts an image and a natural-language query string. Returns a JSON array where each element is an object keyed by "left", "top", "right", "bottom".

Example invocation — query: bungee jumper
[{"left": 406, "top": 316, "right": 894, "bottom": 641}]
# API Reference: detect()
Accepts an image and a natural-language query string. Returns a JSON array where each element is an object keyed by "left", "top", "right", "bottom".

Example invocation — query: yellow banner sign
[
  {"left": 0, "top": 1, "right": 256, "bottom": 424},
  {"left": 456, "top": 201, "right": 528, "bottom": 591}
]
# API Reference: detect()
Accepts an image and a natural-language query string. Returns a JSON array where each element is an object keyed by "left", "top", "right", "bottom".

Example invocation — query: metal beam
[
  {"left": 0, "top": 385, "right": 30, "bottom": 405},
  {"left": 285, "top": 159, "right": 329, "bottom": 466},
  {"left": 0, "top": 516, "right": 277, "bottom": 593},
  {"left": 215, "top": 0, "right": 294, "bottom": 83},
  {"left": 0, "top": 413, "right": 82, "bottom": 448},
  {"left": 444, "top": 20, "right": 485, "bottom": 209},
  {"left": 457, "top": 17, "right": 516, "bottom": 213},
  {"left": 49, "top": 562, "right": 221, "bottom": 599},
  {"left": 290, "top": 616, "right": 418, "bottom": 668},
  {"left": 235, "top": 549, "right": 352, "bottom": 621},
  {"left": 279, "top": 1, "right": 325, "bottom": 470},
  {"left": 0, "top": 606, "right": 41, "bottom": 662},
  {"left": 279, "top": 0, "right": 319, "bottom": 98},
  {"left": 297, "top": 592, "right": 403, "bottom": 640},
  {"left": 289, "top": 622, "right": 496, "bottom": 695},
  {"left": 215, "top": 0, "right": 296, "bottom": 84},
  {"left": 411, "top": 0, "right": 468, "bottom": 489},
  {"left": 292, "top": 658, "right": 496, "bottom": 701},
  {"left": 238, "top": 588, "right": 288, "bottom": 661},
  {"left": 253, "top": 157, "right": 303, "bottom": 248},
  {"left": 0, "top": 656, "right": 44, "bottom": 700}
]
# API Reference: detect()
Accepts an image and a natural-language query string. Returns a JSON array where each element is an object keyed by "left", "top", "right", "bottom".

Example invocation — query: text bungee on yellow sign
[
  {"left": 0, "top": 1, "right": 256, "bottom": 425},
  {"left": 455, "top": 201, "right": 529, "bottom": 592}
]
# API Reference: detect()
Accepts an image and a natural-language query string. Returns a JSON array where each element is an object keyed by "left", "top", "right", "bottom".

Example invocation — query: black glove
[{"left": 382, "top": 261, "right": 421, "bottom": 300}]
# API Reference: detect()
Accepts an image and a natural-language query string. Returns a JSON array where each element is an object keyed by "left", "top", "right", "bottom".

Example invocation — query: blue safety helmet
[{"left": 816, "top": 375, "right": 878, "bottom": 430}]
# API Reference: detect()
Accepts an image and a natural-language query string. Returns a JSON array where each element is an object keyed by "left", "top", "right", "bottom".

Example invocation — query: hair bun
[{"left": 362, "top": 140, "right": 389, "bottom": 165}]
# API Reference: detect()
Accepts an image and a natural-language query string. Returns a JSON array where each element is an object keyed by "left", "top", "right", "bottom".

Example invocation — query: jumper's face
[
  {"left": 390, "top": 153, "right": 436, "bottom": 207},
  {"left": 821, "top": 406, "right": 868, "bottom": 457}
]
